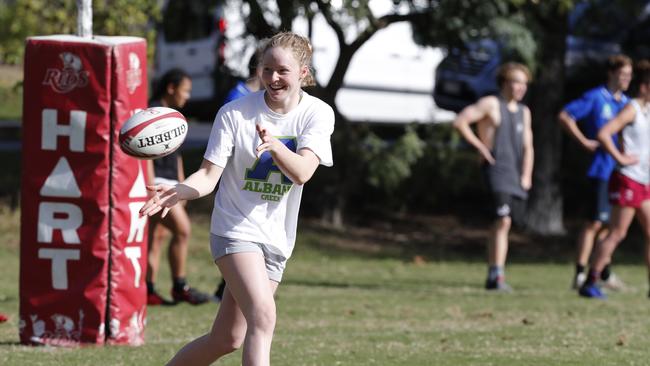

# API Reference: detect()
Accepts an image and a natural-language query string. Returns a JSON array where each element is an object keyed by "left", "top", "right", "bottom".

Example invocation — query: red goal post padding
[{"left": 19, "top": 35, "right": 149, "bottom": 346}]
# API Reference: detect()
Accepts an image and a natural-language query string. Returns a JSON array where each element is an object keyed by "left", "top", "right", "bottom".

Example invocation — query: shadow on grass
[
  {"left": 282, "top": 279, "right": 383, "bottom": 290},
  {"left": 0, "top": 341, "right": 22, "bottom": 346},
  {"left": 299, "top": 212, "right": 649, "bottom": 266},
  {"left": 283, "top": 277, "right": 483, "bottom": 293}
]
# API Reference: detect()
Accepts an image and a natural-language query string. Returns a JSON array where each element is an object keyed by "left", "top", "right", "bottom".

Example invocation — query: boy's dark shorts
[
  {"left": 585, "top": 178, "right": 611, "bottom": 223},
  {"left": 491, "top": 191, "right": 527, "bottom": 228}
]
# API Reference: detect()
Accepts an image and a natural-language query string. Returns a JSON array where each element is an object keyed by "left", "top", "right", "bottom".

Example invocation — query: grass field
[{"left": 1, "top": 206, "right": 650, "bottom": 365}]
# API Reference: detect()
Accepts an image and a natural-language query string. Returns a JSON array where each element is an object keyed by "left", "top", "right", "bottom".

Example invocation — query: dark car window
[{"left": 162, "top": 0, "right": 219, "bottom": 42}]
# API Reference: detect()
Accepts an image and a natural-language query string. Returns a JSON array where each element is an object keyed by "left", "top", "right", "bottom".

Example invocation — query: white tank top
[{"left": 619, "top": 99, "right": 650, "bottom": 184}]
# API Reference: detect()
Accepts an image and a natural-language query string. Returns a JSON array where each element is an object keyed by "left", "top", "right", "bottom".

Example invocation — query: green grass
[
  {"left": 0, "top": 65, "right": 22, "bottom": 121},
  {"left": 1, "top": 208, "right": 650, "bottom": 365}
]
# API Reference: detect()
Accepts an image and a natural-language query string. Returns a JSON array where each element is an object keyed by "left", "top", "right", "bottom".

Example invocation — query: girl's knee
[
  {"left": 174, "top": 229, "right": 190, "bottom": 243},
  {"left": 209, "top": 330, "right": 244, "bottom": 355},
  {"left": 608, "top": 229, "right": 627, "bottom": 244},
  {"left": 248, "top": 303, "right": 277, "bottom": 332}
]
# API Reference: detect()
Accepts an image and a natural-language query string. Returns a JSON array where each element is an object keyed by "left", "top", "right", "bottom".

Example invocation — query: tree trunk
[{"left": 525, "top": 14, "right": 567, "bottom": 235}]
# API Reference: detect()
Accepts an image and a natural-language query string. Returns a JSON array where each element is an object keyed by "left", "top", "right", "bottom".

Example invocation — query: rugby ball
[{"left": 119, "top": 107, "right": 188, "bottom": 159}]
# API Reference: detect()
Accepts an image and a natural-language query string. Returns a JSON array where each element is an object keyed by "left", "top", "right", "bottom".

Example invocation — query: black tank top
[
  {"left": 149, "top": 99, "right": 181, "bottom": 180},
  {"left": 484, "top": 97, "right": 527, "bottom": 198},
  {"left": 154, "top": 151, "right": 179, "bottom": 180}
]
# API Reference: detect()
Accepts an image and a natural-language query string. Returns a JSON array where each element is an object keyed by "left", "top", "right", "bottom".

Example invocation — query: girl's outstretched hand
[
  {"left": 139, "top": 184, "right": 179, "bottom": 218},
  {"left": 256, "top": 123, "right": 283, "bottom": 157}
]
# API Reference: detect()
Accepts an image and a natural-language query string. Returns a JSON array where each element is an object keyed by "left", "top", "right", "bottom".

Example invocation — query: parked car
[
  {"left": 154, "top": 0, "right": 234, "bottom": 120},
  {"left": 433, "top": 0, "right": 650, "bottom": 113},
  {"left": 432, "top": 39, "right": 500, "bottom": 113}
]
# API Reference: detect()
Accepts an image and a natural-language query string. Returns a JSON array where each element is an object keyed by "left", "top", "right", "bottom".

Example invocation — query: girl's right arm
[
  {"left": 597, "top": 103, "right": 638, "bottom": 166},
  {"left": 453, "top": 96, "right": 497, "bottom": 165},
  {"left": 140, "top": 159, "right": 224, "bottom": 218}
]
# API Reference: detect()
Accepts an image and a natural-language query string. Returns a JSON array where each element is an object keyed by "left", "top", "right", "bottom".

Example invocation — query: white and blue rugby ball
[{"left": 119, "top": 106, "right": 188, "bottom": 159}]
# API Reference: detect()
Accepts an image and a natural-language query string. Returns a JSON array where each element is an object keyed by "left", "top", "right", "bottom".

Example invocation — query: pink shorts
[{"left": 608, "top": 172, "right": 650, "bottom": 208}]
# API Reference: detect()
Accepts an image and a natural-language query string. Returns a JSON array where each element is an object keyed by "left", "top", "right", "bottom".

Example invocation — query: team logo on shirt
[
  {"left": 242, "top": 136, "right": 297, "bottom": 202},
  {"left": 601, "top": 104, "right": 613, "bottom": 120}
]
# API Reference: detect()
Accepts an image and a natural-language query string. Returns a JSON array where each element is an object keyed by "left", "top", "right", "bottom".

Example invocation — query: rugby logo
[
  {"left": 42, "top": 52, "right": 89, "bottom": 93},
  {"left": 126, "top": 52, "right": 142, "bottom": 95}
]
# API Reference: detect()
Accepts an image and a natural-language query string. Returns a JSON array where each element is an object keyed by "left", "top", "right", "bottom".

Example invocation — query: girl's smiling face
[{"left": 260, "top": 46, "right": 307, "bottom": 114}]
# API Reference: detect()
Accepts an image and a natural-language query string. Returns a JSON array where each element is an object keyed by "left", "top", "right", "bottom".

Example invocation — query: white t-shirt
[
  {"left": 619, "top": 99, "right": 650, "bottom": 184},
  {"left": 203, "top": 90, "right": 334, "bottom": 258}
]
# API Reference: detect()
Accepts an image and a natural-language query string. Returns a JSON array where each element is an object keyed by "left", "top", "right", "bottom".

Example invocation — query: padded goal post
[{"left": 19, "top": 35, "right": 149, "bottom": 345}]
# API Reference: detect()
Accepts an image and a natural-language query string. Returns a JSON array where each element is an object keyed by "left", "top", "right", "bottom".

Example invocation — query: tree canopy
[{"left": 0, "top": 0, "right": 159, "bottom": 64}]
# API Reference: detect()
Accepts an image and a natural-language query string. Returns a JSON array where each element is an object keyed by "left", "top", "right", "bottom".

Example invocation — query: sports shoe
[
  {"left": 147, "top": 291, "right": 174, "bottom": 306},
  {"left": 599, "top": 273, "right": 626, "bottom": 291},
  {"left": 579, "top": 284, "right": 606, "bottom": 299},
  {"left": 485, "top": 279, "right": 513, "bottom": 292},
  {"left": 572, "top": 272, "right": 587, "bottom": 290},
  {"left": 172, "top": 285, "right": 210, "bottom": 305}
]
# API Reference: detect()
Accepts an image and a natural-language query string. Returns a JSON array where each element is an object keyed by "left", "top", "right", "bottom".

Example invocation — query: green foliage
[
  {"left": 407, "top": 0, "right": 584, "bottom": 72},
  {"left": 0, "top": 82, "right": 22, "bottom": 121},
  {"left": 489, "top": 16, "right": 537, "bottom": 70},
  {"left": 0, "top": 0, "right": 160, "bottom": 65},
  {"left": 360, "top": 126, "right": 425, "bottom": 192}
]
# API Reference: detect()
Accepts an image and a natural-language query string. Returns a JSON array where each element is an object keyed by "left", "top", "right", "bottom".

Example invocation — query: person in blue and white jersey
[{"left": 558, "top": 54, "right": 632, "bottom": 291}]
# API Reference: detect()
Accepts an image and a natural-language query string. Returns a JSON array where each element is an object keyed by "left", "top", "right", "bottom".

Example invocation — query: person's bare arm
[
  {"left": 558, "top": 110, "right": 599, "bottom": 152},
  {"left": 140, "top": 159, "right": 224, "bottom": 218},
  {"left": 177, "top": 155, "right": 185, "bottom": 181},
  {"left": 177, "top": 155, "right": 187, "bottom": 207},
  {"left": 521, "top": 107, "right": 534, "bottom": 190},
  {"left": 453, "top": 96, "right": 497, "bottom": 164},
  {"left": 597, "top": 104, "right": 638, "bottom": 166},
  {"left": 256, "top": 124, "right": 320, "bottom": 185}
]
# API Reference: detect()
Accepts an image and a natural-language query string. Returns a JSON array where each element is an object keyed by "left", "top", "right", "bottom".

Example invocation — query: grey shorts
[{"left": 210, "top": 234, "right": 288, "bottom": 283}]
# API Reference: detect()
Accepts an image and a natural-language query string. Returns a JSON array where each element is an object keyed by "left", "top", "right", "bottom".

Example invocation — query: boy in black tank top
[{"left": 454, "top": 63, "right": 534, "bottom": 292}]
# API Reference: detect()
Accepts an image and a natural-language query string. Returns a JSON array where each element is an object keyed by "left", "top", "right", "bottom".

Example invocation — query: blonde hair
[
  {"left": 496, "top": 62, "right": 531, "bottom": 88},
  {"left": 261, "top": 32, "right": 315, "bottom": 87}
]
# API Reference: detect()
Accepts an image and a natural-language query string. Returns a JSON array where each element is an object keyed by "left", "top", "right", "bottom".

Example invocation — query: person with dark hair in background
[
  {"left": 558, "top": 54, "right": 632, "bottom": 291},
  {"left": 213, "top": 51, "right": 262, "bottom": 302},
  {"left": 146, "top": 68, "right": 210, "bottom": 305},
  {"left": 580, "top": 60, "right": 650, "bottom": 299},
  {"left": 454, "top": 62, "right": 534, "bottom": 292}
]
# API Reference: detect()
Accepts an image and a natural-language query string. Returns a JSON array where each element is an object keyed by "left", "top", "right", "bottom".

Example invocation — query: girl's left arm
[{"left": 256, "top": 124, "right": 320, "bottom": 185}]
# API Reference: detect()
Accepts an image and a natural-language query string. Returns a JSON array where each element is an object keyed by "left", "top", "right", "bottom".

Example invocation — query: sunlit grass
[{"left": 1, "top": 207, "right": 649, "bottom": 365}]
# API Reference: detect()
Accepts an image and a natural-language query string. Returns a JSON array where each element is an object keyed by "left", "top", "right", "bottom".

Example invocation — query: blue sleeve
[
  {"left": 222, "top": 88, "right": 242, "bottom": 105},
  {"left": 563, "top": 91, "right": 595, "bottom": 122},
  {"left": 222, "top": 82, "right": 249, "bottom": 105}
]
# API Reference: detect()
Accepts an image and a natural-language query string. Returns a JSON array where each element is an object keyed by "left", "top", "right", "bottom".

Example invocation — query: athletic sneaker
[
  {"left": 572, "top": 272, "right": 587, "bottom": 290},
  {"left": 485, "top": 279, "right": 513, "bottom": 292},
  {"left": 147, "top": 291, "right": 174, "bottom": 306},
  {"left": 172, "top": 285, "right": 210, "bottom": 305},
  {"left": 579, "top": 284, "right": 606, "bottom": 299},
  {"left": 599, "top": 273, "right": 626, "bottom": 291}
]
